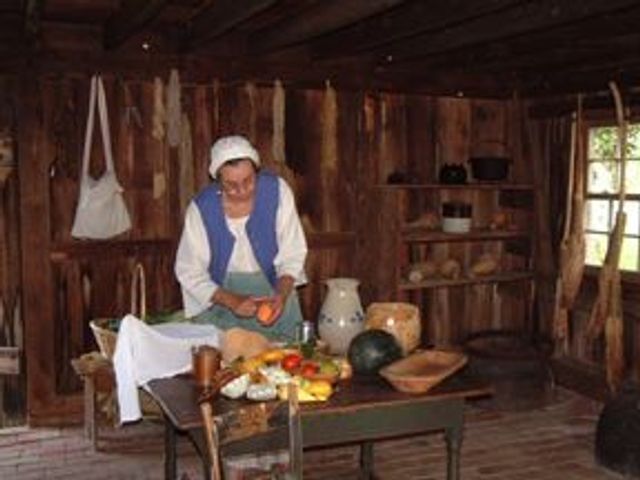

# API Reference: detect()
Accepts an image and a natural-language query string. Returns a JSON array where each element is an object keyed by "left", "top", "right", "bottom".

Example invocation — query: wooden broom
[
  {"left": 586, "top": 81, "right": 628, "bottom": 392},
  {"left": 553, "top": 96, "right": 586, "bottom": 344}
]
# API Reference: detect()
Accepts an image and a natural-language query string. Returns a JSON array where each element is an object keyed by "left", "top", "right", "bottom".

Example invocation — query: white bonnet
[{"left": 209, "top": 135, "right": 260, "bottom": 178}]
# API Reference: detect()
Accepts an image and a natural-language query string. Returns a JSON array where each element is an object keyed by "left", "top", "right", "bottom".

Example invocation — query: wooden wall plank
[{"left": 18, "top": 75, "right": 59, "bottom": 418}]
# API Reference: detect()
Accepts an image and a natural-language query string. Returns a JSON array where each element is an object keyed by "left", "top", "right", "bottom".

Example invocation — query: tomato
[
  {"left": 300, "top": 362, "right": 319, "bottom": 379},
  {"left": 281, "top": 353, "right": 303, "bottom": 373}
]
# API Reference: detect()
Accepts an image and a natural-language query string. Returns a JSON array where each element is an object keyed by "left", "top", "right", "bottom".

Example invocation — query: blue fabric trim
[{"left": 194, "top": 171, "right": 279, "bottom": 287}]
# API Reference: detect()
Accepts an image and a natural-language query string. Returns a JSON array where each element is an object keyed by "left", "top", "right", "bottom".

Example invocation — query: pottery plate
[{"left": 380, "top": 350, "right": 468, "bottom": 394}]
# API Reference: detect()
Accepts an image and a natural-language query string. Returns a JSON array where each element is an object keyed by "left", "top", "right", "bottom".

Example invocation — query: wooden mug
[{"left": 192, "top": 345, "right": 221, "bottom": 389}]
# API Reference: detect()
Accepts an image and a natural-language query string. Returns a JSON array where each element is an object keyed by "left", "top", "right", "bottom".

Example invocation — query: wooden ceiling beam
[
  {"left": 366, "top": 0, "right": 640, "bottom": 64},
  {"left": 417, "top": 7, "right": 640, "bottom": 72},
  {"left": 518, "top": 60, "right": 640, "bottom": 97},
  {"left": 184, "top": 0, "right": 278, "bottom": 50},
  {"left": 103, "top": 0, "right": 169, "bottom": 50},
  {"left": 248, "top": 0, "right": 406, "bottom": 53},
  {"left": 310, "top": 0, "right": 526, "bottom": 60}
]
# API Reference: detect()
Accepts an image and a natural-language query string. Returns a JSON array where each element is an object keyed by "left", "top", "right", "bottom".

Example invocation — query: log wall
[
  {"left": 0, "top": 75, "right": 25, "bottom": 427},
  {"left": 7, "top": 71, "right": 532, "bottom": 423}
]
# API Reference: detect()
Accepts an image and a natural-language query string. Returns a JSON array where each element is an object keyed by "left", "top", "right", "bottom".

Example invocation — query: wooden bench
[{"left": 71, "top": 352, "right": 117, "bottom": 449}]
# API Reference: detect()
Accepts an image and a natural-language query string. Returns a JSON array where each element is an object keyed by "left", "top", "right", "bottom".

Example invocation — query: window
[{"left": 585, "top": 123, "right": 640, "bottom": 271}]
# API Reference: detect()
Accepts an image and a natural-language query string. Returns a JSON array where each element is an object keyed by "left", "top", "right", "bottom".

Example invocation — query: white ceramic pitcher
[{"left": 318, "top": 277, "right": 364, "bottom": 355}]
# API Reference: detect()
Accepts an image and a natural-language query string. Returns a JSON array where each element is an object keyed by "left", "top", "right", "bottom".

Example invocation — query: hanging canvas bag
[{"left": 71, "top": 75, "right": 131, "bottom": 239}]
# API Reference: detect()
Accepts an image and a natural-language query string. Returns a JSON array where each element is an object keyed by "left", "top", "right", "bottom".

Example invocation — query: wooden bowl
[{"left": 380, "top": 350, "right": 468, "bottom": 394}]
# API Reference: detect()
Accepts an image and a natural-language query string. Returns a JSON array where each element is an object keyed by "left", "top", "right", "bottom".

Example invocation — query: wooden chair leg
[
  {"left": 200, "top": 402, "right": 223, "bottom": 480},
  {"left": 84, "top": 375, "right": 97, "bottom": 450}
]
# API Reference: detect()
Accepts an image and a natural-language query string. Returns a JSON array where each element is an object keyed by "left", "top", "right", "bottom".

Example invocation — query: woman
[{"left": 175, "top": 135, "right": 307, "bottom": 341}]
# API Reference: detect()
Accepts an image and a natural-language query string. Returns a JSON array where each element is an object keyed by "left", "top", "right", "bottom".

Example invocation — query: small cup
[
  {"left": 192, "top": 345, "right": 221, "bottom": 389},
  {"left": 296, "top": 320, "right": 316, "bottom": 344}
]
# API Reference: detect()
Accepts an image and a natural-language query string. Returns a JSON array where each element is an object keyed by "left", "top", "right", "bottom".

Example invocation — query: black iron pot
[
  {"left": 438, "top": 164, "right": 467, "bottom": 184},
  {"left": 469, "top": 156, "right": 510, "bottom": 181}
]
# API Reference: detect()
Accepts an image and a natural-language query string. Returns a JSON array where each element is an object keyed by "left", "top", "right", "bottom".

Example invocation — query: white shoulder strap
[
  {"left": 96, "top": 76, "right": 115, "bottom": 173},
  {"left": 80, "top": 75, "right": 97, "bottom": 179},
  {"left": 80, "top": 75, "right": 116, "bottom": 179}
]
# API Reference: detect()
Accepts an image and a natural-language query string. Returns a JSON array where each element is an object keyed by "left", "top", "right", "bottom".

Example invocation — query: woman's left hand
[{"left": 254, "top": 294, "right": 285, "bottom": 326}]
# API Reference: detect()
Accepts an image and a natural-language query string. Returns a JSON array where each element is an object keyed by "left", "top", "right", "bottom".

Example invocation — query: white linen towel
[{"left": 113, "top": 314, "right": 221, "bottom": 423}]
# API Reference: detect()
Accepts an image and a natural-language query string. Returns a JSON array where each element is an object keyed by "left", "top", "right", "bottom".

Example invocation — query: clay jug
[{"left": 318, "top": 278, "right": 364, "bottom": 355}]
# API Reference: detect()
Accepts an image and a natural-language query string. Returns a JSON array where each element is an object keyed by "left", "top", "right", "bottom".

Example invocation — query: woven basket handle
[{"left": 130, "top": 263, "right": 147, "bottom": 320}]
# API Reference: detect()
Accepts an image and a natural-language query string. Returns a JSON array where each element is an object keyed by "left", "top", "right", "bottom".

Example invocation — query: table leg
[
  {"left": 164, "top": 417, "right": 177, "bottom": 480},
  {"left": 359, "top": 441, "right": 374, "bottom": 479},
  {"left": 84, "top": 376, "right": 96, "bottom": 450},
  {"left": 445, "top": 425, "right": 462, "bottom": 480}
]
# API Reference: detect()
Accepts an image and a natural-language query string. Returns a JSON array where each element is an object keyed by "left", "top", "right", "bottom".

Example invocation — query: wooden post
[{"left": 17, "top": 72, "right": 58, "bottom": 421}]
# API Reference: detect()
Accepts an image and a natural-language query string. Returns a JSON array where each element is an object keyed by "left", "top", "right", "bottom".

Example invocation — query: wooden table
[{"left": 147, "top": 372, "right": 491, "bottom": 480}]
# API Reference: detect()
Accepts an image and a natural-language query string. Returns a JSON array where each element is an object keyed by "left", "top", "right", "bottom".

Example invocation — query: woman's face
[{"left": 218, "top": 159, "right": 257, "bottom": 202}]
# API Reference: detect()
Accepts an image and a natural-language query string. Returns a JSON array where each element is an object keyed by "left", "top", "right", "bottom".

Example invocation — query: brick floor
[{"left": 0, "top": 387, "right": 625, "bottom": 479}]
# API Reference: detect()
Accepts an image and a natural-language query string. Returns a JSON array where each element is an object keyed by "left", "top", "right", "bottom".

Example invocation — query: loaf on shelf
[
  {"left": 406, "top": 261, "right": 438, "bottom": 283},
  {"left": 469, "top": 253, "right": 500, "bottom": 277}
]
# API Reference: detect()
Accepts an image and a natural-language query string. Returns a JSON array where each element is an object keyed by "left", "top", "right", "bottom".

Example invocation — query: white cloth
[
  {"left": 71, "top": 75, "right": 131, "bottom": 239},
  {"left": 175, "top": 177, "right": 307, "bottom": 318},
  {"left": 113, "top": 314, "right": 221, "bottom": 424}
]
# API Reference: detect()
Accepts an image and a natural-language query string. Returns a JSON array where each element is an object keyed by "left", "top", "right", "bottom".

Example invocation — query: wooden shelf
[
  {"left": 401, "top": 228, "right": 530, "bottom": 243},
  {"left": 398, "top": 271, "right": 534, "bottom": 290},
  {"left": 375, "top": 183, "right": 534, "bottom": 191},
  {"left": 50, "top": 239, "right": 175, "bottom": 262},
  {"left": 306, "top": 231, "right": 355, "bottom": 249}
]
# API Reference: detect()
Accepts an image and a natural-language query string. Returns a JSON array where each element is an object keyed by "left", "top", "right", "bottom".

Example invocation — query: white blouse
[{"left": 175, "top": 178, "right": 308, "bottom": 318}]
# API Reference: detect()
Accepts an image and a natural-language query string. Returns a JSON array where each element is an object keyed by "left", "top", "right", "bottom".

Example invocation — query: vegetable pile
[{"left": 220, "top": 347, "right": 351, "bottom": 403}]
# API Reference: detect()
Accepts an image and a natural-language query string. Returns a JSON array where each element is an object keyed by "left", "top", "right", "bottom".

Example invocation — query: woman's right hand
[
  {"left": 212, "top": 289, "right": 258, "bottom": 318},
  {"left": 232, "top": 295, "right": 259, "bottom": 318}
]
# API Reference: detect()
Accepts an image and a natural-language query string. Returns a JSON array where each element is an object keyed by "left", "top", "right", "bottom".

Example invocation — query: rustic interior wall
[
  {"left": 525, "top": 108, "right": 640, "bottom": 397},
  {"left": 0, "top": 75, "right": 25, "bottom": 427},
  {"left": 10, "top": 70, "right": 534, "bottom": 423}
]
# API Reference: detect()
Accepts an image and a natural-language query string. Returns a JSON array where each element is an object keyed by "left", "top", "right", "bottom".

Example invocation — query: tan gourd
[
  {"left": 470, "top": 254, "right": 499, "bottom": 277},
  {"left": 221, "top": 328, "right": 272, "bottom": 364},
  {"left": 439, "top": 259, "right": 461, "bottom": 279}
]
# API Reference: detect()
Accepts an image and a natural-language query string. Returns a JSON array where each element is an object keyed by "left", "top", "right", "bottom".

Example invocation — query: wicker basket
[
  {"left": 89, "top": 318, "right": 119, "bottom": 361},
  {"left": 88, "top": 264, "right": 163, "bottom": 417},
  {"left": 90, "top": 263, "right": 147, "bottom": 360}
]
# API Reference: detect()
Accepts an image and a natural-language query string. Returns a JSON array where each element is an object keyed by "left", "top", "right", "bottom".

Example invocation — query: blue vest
[{"left": 194, "top": 171, "right": 280, "bottom": 288}]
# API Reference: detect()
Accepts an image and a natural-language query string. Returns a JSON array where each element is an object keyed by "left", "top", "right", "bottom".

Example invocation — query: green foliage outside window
[{"left": 585, "top": 124, "right": 640, "bottom": 271}]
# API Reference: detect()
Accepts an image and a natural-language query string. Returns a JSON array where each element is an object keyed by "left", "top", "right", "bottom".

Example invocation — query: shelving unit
[{"left": 363, "top": 182, "right": 536, "bottom": 347}]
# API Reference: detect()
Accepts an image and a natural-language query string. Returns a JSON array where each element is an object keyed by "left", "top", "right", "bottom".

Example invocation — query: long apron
[{"left": 193, "top": 271, "right": 303, "bottom": 342}]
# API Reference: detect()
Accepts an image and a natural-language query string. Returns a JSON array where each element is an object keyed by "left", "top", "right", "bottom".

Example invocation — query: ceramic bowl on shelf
[
  {"left": 442, "top": 201, "right": 472, "bottom": 233},
  {"left": 442, "top": 217, "right": 471, "bottom": 233}
]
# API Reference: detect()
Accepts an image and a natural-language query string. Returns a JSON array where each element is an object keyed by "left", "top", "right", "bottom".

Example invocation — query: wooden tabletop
[{"left": 147, "top": 371, "right": 493, "bottom": 432}]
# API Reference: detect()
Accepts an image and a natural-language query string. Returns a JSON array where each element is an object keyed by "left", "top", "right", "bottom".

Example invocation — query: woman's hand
[
  {"left": 254, "top": 275, "right": 294, "bottom": 326},
  {"left": 233, "top": 295, "right": 260, "bottom": 318},
  {"left": 253, "top": 296, "right": 280, "bottom": 326},
  {"left": 212, "top": 289, "right": 258, "bottom": 318}
]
